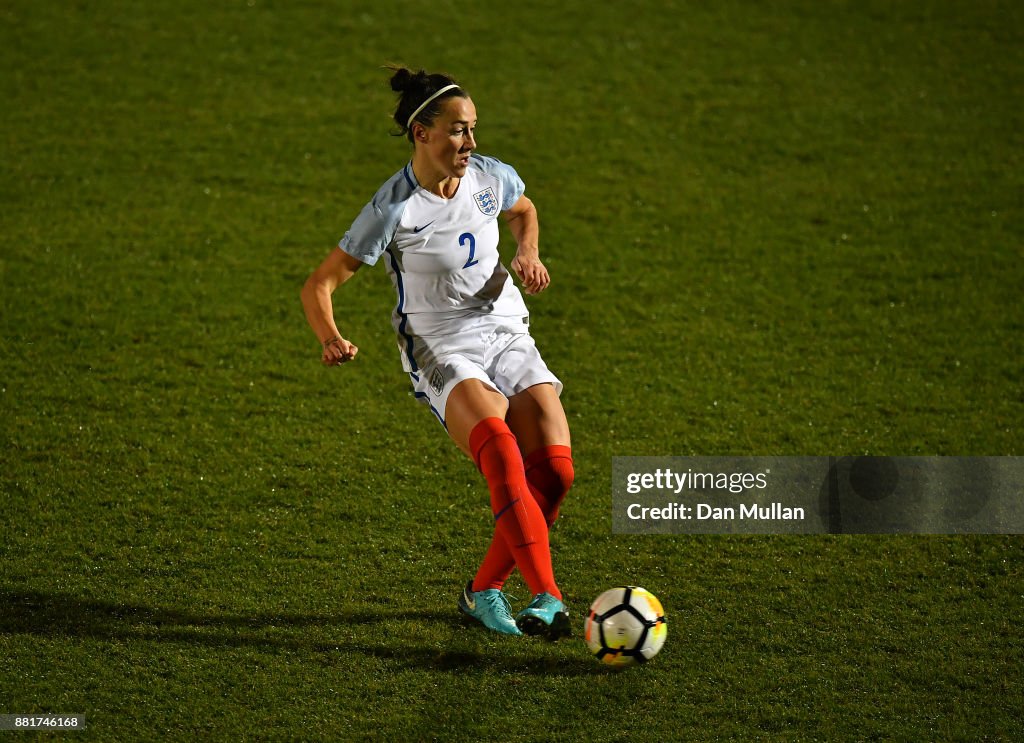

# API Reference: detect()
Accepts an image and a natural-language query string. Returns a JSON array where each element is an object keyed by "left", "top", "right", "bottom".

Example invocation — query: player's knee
[
  {"left": 539, "top": 458, "right": 574, "bottom": 506},
  {"left": 469, "top": 417, "right": 520, "bottom": 474},
  {"left": 524, "top": 446, "right": 574, "bottom": 522},
  {"left": 549, "top": 455, "right": 575, "bottom": 498}
]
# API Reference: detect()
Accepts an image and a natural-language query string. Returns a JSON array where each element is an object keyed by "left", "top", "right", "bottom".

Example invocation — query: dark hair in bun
[{"left": 386, "top": 65, "right": 466, "bottom": 142}]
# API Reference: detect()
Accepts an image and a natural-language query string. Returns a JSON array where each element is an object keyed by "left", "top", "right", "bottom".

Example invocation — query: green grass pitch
[{"left": 2, "top": 0, "right": 1021, "bottom": 740}]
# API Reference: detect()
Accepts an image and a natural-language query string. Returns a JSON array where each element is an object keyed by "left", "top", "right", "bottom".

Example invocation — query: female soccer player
[{"left": 301, "top": 67, "right": 573, "bottom": 639}]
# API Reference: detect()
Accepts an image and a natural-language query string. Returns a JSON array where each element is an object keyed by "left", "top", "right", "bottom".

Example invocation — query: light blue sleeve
[
  {"left": 338, "top": 167, "right": 416, "bottom": 266},
  {"left": 470, "top": 154, "right": 526, "bottom": 211}
]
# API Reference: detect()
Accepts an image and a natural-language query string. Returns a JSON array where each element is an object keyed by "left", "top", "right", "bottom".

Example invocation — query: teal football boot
[
  {"left": 516, "top": 592, "right": 571, "bottom": 640},
  {"left": 458, "top": 582, "right": 523, "bottom": 636}
]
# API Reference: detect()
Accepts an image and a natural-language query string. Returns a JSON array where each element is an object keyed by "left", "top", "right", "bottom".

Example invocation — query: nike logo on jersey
[{"left": 412, "top": 221, "right": 435, "bottom": 233}]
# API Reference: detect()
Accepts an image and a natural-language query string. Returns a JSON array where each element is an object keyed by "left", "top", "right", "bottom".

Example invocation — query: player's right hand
[{"left": 321, "top": 336, "right": 358, "bottom": 366}]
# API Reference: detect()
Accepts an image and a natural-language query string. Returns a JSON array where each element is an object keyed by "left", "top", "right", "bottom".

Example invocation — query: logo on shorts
[
  {"left": 429, "top": 367, "right": 445, "bottom": 396},
  {"left": 473, "top": 187, "right": 499, "bottom": 216}
]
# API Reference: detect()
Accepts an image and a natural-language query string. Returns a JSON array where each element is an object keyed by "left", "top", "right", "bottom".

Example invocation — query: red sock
[
  {"left": 468, "top": 418, "right": 560, "bottom": 599},
  {"left": 523, "top": 445, "right": 574, "bottom": 526},
  {"left": 473, "top": 444, "right": 573, "bottom": 593}
]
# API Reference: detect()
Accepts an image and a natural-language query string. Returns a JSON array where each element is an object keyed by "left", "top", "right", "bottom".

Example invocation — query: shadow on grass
[{"left": 0, "top": 587, "right": 604, "bottom": 676}]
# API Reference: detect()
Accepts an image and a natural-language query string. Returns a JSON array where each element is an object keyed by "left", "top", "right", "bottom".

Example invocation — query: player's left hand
[{"left": 511, "top": 253, "right": 550, "bottom": 295}]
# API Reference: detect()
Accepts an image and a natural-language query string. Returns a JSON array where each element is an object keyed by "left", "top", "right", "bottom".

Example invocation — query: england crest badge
[
  {"left": 473, "top": 187, "right": 499, "bottom": 216},
  {"left": 429, "top": 367, "right": 445, "bottom": 396}
]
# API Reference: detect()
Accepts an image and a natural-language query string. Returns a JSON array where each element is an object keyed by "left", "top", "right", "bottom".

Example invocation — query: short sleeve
[
  {"left": 338, "top": 199, "right": 391, "bottom": 266},
  {"left": 338, "top": 167, "right": 415, "bottom": 266},
  {"left": 469, "top": 154, "right": 526, "bottom": 212}
]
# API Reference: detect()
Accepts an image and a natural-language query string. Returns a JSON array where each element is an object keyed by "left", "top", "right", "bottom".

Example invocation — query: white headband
[{"left": 406, "top": 84, "right": 461, "bottom": 129}]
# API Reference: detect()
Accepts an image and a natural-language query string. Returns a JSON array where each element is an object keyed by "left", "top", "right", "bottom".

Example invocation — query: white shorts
[{"left": 405, "top": 316, "right": 562, "bottom": 427}]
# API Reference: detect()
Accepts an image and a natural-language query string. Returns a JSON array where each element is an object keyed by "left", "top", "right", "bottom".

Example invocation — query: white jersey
[{"left": 339, "top": 154, "right": 530, "bottom": 374}]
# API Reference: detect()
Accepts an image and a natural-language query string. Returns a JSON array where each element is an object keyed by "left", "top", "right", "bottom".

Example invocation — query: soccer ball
[{"left": 584, "top": 586, "right": 667, "bottom": 667}]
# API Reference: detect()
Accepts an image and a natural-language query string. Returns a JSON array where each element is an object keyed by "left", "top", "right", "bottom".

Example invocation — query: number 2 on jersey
[{"left": 459, "top": 232, "right": 479, "bottom": 269}]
